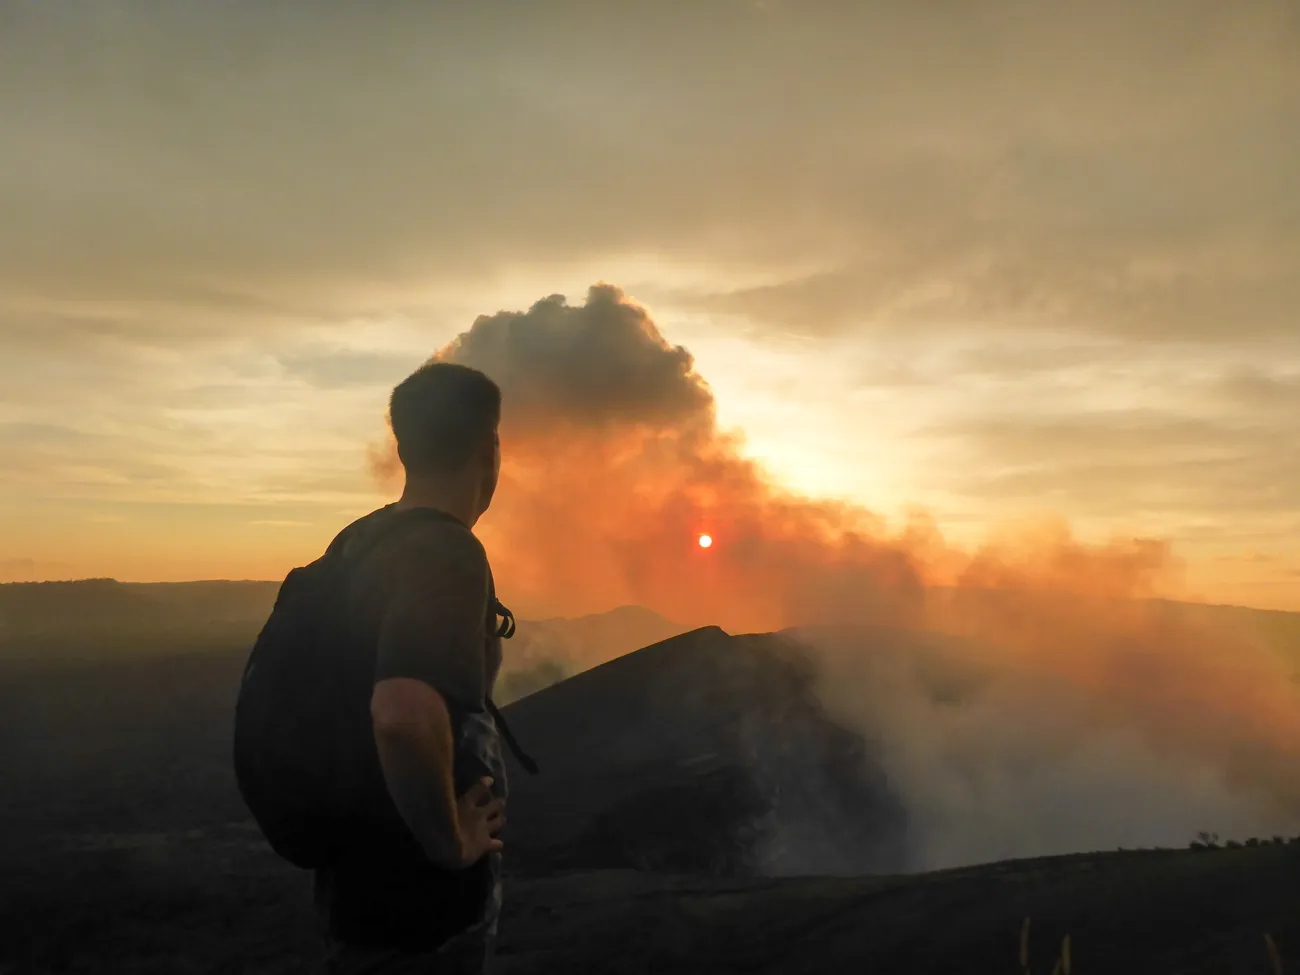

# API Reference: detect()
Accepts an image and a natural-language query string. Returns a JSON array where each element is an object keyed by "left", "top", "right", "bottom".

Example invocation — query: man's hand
[
  {"left": 454, "top": 777, "right": 506, "bottom": 866},
  {"left": 373, "top": 678, "right": 502, "bottom": 871}
]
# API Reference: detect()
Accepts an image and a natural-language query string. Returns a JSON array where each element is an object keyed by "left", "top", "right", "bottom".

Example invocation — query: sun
[{"left": 698, "top": 534, "right": 713, "bottom": 549}]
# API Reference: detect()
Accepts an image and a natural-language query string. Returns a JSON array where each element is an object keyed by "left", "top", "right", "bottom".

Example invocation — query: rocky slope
[{"left": 500, "top": 625, "right": 909, "bottom": 876}]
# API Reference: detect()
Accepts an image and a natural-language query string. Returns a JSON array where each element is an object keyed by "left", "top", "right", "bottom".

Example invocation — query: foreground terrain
[
  {"left": 6, "top": 581, "right": 1300, "bottom": 972},
  {"left": 8, "top": 829, "right": 1300, "bottom": 973}
]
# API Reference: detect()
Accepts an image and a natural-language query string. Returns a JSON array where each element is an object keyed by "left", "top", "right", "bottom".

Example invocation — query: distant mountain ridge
[
  {"left": 0, "top": 579, "right": 281, "bottom": 647},
  {"left": 0, "top": 580, "right": 688, "bottom": 684},
  {"left": 3, "top": 577, "right": 1297, "bottom": 681}
]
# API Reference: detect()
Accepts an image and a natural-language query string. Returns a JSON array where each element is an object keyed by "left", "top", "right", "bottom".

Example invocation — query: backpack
[{"left": 232, "top": 507, "right": 536, "bottom": 870}]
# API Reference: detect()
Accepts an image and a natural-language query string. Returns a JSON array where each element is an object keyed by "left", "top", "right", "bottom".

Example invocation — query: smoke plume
[{"left": 373, "top": 283, "right": 1300, "bottom": 868}]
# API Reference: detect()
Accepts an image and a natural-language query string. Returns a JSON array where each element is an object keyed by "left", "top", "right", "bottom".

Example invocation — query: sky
[{"left": 1, "top": 0, "right": 1298, "bottom": 612}]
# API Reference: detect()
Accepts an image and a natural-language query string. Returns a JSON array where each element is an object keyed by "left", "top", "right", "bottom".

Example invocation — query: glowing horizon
[{"left": 1, "top": 3, "right": 1297, "bottom": 615}]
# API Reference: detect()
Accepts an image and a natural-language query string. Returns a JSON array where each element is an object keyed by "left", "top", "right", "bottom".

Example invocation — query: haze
[
  {"left": 2, "top": 0, "right": 1297, "bottom": 613},
  {"left": 5, "top": 0, "right": 1300, "bottom": 878}
]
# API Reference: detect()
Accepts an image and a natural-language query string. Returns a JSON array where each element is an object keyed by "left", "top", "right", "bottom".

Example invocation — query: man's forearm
[{"left": 373, "top": 698, "right": 462, "bottom": 867}]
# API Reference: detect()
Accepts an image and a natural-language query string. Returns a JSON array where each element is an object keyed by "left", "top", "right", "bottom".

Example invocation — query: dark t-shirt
[{"left": 313, "top": 504, "right": 507, "bottom": 951}]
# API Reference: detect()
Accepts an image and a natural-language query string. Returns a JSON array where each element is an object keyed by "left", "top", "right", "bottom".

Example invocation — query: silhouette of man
[{"left": 316, "top": 361, "right": 510, "bottom": 973}]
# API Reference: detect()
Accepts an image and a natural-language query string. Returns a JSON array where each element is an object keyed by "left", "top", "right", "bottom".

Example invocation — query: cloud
[
  {"left": 277, "top": 349, "right": 419, "bottom": 391},
  {"left": 1, "top": 0, "right": 1297, "bottom": 603},
  {"left": 1218, "top": 370, "right": 1300, "bottom": 412},
  {"left": 1, "top": 0, "right": 1295, "bottom": 345},
  {"left": 379, "top": 282, "right": 1300, "bottom": 869},
  {"left": 0, "top": 340, "right": 392, "bottom": 513},
  {"left": 438, "top": 285, "right": 714, "bottom": 434},
  {"left": 0, "top": 422, "right": 101, "bottom": 447},
  {"left": 373, "top": 285, "right": 1299, "bottom": 626},
  {"left": 801, "top": 619, "right": 1300, "bottom": 870},
  {"left": 692, "top": 241, "right": 1300, "bottom": 340},
  {"left": 384, "top": 284, "right": 1216, "bottom": 625},
  {"left": 932, "top": 410, "right": 1300, "bottom": 523},
  {"left": 1214, "top": 552, "right": 1278, "bottom": 564},
  {"left": 369, "top": 284, "right": 929, "bottom": 629}
]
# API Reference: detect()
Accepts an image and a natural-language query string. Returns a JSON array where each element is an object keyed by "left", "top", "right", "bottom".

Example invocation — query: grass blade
[{"left": 1265, "top": 933, "right": 1282, "bottom": 975}]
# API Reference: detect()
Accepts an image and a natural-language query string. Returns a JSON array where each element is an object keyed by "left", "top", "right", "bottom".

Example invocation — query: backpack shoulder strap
[
  {"left": 330, "top": 508, "right": 539, "bottom": 775},
  {"left": 485, "top": 698, "right": 539, "bottom": 775},
  {"left": 330, "top": 506, "right": 467, "bottom": 575}
]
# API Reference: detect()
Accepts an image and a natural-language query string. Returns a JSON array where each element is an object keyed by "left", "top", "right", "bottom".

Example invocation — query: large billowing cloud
[
  {"left": 377, "top": 283, "right": 1300, "bottom": 869},
  {"left": 442, "top": 287, "right": 714, "bottom": 435},
  {"left": 402, "top": 284, "right": 1283, "bottom": 629},
  {"left": 407, "top": 284, "right": 931, "bottom": 631}
]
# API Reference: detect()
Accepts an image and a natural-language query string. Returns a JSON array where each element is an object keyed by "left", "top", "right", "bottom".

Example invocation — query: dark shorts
[
  {"left": 325, "top": 929, "right": 493, "bottom": 975},
  {"left": 314, "top": 847, "right": 501, "bottom": 975}
]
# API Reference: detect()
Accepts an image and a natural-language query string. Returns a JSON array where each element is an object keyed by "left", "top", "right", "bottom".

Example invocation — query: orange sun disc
[{"left": 698, "top": 534, "right": 713, "bottom": 548}]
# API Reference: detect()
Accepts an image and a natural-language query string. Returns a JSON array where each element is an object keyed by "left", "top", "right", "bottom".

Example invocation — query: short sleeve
[{"left": 372, "top": 522, "right": 490, "bottom": 708}]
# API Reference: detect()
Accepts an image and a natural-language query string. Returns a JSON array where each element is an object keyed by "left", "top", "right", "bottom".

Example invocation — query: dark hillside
[{"left": 500, "top": 626, "right": 909, "bottom": 875}]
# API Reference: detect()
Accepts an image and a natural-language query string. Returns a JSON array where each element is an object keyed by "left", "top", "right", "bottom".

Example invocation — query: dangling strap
[
  {"left": 485, "top": 698, "right": 539, "bottom": 775},
  {"left": 493, "top": 597, "right": 517, "bottom": 639}
]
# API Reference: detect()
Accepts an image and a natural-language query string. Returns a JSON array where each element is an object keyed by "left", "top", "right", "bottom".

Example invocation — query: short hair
[{"left": 389, "top": 361, "right": 501, "bottom": 476}]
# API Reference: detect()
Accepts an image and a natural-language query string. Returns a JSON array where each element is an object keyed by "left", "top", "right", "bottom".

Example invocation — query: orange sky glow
[{"left": 0, "top": 2, "right": 1297, "bottom": 618}]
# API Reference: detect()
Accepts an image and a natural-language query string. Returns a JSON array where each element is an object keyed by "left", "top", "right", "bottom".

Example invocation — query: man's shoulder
[{"left": 355, "top": 507, "right": 488, "bottom": 580}]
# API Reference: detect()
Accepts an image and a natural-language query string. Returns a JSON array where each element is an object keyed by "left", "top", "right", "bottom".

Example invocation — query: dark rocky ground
[
  {"left": 5, "top": 601, "right": 1300, "bottom": 973},
  {"left": 8, "top": 828, "right": 1300, "bottom": 974}
]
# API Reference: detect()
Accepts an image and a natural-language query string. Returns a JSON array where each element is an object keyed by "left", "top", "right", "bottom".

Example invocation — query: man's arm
[
  {"left": 367, "top": 528, "right": 502, "bottom": 869},
  {"left": 371, "top": 677, "right": 468, "bottom": 868}
]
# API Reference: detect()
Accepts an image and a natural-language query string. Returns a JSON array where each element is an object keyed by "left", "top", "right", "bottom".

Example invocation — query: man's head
[{"left": 389, "top": 361, "right": 502, "bottom": 519}]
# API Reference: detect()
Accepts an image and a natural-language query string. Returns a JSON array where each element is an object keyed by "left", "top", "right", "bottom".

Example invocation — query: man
[{"left": 316, "top": 361, "right": 513, "bottom": 973}]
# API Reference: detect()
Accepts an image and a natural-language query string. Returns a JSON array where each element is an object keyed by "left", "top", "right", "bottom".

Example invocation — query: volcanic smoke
[{"left": 369, "top": 283, "right": 1300, "bottom": 869}]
